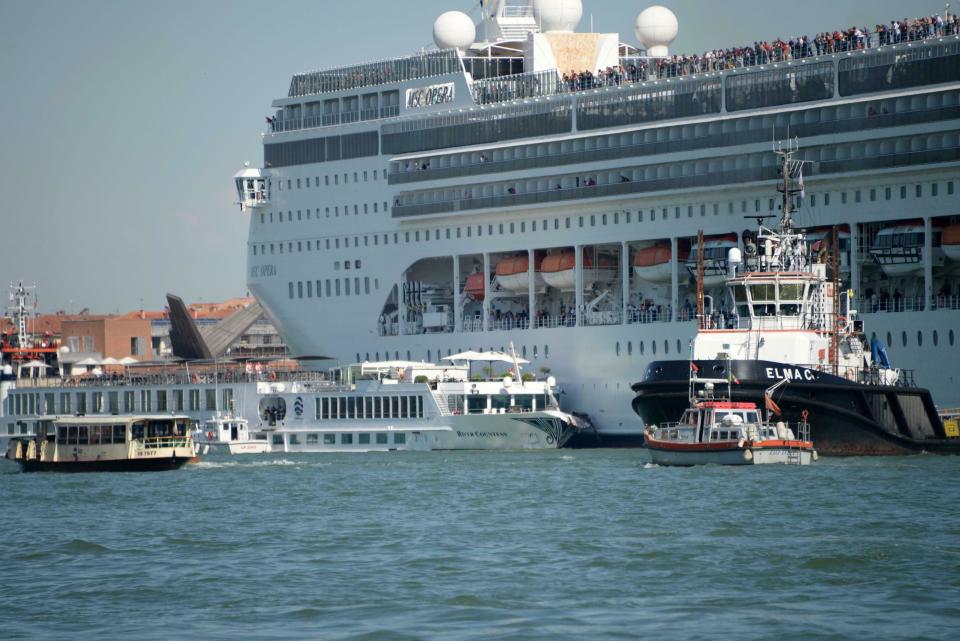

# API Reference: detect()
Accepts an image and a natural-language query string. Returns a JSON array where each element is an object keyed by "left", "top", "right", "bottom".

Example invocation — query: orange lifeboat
[
  {"left": 464, "top": 273, "right": 486, "bottom": 301},
  {"left": 494, "top": 253, "right": 545, "bottom": 293},
  {"left": 633, "top": 242, "right": 690, "bottom": 283},
  {"left": 943, "top": 224, "right": 960, "bottom": 262},
  {"left": 541, "top": 249, "right": 617, "bottom": 291},
  {"left": 686, "top": 233, "right": 738, "bottom": 286}
]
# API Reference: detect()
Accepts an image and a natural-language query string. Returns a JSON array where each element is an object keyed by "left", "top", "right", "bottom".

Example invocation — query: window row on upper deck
[
  {"left": 388, "top": 88, "right": 960, "bottom": 184},
  {"left": 391, "top": 129, "right": 960, "bottom": 218},
  {"left": 270, "top": 91, "right": 400, "bottom": 133},
  {"left": 287, "top": 49, "right": 461, "bottom": 97},
  {"left": 838, "top": 41, "right": 960, "bottom": 96},
  {"left": 264, "top": 131, "right": 379, "bottom": 168},
  {"left": 381, "top": 102, "right": 572, "bottom": 156}
]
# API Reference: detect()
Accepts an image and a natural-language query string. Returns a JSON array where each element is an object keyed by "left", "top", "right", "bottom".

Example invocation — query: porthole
[
  {"left": 545, "top": 345, "right": 550, "bottom": 359},
  {"left": 901, "top": 331, "right": 907, "bottom": 348},
  {"left": 950, "top": 329, "right": 955, "bottom": 346},
  {"left": 886, "top": 332, "right": 892, "bottom": 347},
  {"left": 522, "top": 345, "right": 527, "bottom": 358},
  {"left": 664, "top": 340, "right": 669, "bottom": 354},
  {"left": 427, "top": 350, "right": 432, "bottom": 362},
  {"left": 628, "top": 341, "right": 633, "bottom": 356},
  {"left": 640, "top": 341, "right": 645, "bottom": 355},
  {"left": 616, "top": 342, "right": 621, "bottom": 356},
  {"left": 917, "top": 331, "right": 922, "bottom": 347},
  {"left": 933, "top": 330, "right": 939, "bottom": 346},
  {"left": 533, "top": 345, "right": 539, "bottom": 359},
  {"left": 652, "top": 341, "right": 657, "bottom": 355},
  {"left": 677, "top": 339, "right": 682, "bottom": 354}
]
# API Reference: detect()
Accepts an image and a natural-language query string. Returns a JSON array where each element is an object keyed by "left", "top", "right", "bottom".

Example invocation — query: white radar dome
[
  {"left": 635, "top": 5, "right": 679, "bottom": 58},
  {"left": 433, "top": 11, "right": 476, "bottom": 51},
  {"left": 533, "top": 0, "right": 583, "bottom": 33}
]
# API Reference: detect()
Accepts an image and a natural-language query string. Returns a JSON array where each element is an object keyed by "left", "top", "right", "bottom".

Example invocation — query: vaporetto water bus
[
  {"left": 4, "top": 414, "right": 196, "bottom": 472},
  {"left": 236, "top": 0, "right": 960, "bottom": 446}
]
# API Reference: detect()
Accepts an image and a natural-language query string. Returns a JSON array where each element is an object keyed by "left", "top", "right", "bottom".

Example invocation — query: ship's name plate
[
  {"left": 765, "top": 366, "right": 816, "bottom": 382},
  {"left": 250, "top": 264, "right": 277, "bottom": 279},
  {"left": 406, "top": 82, "right": 455, "bottom": 109}
]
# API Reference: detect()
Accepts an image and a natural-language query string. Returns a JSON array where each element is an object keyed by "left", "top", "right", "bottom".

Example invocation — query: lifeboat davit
[
  {"left": 943, "top": 224, "right": 960, "bottom": 262},
  {"left": 685, "top": 233, "right": 738, "bottom": 286},
  {"left": 869, "top": 223, "right": 944, "bottom": 277},
  {"left": 541, "top": 250, "right": 617, "bottom": 291},
  {"left": 494, "top": 254, "right": 545, "bottom": 294},
  {"left": 633, "top": 243, "right": 690, "bottom": 283},
  {"left": 464, "top": 273, "right": 485, "bottom": 301}
]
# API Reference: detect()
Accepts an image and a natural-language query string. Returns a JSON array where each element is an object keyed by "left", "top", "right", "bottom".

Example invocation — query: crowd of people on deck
[{"left": 560, "top": 12, "right": 960, "bottom": 91}]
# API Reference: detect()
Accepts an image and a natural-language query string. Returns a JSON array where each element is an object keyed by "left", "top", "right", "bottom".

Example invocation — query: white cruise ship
[{"left": 240, "top": 1, "right": 960, "bottom": 445}]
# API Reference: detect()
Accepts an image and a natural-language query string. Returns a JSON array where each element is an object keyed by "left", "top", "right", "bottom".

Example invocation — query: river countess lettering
[
  {"left": 456, "top": 431, "right": 508, "bottom": 438},
  {"left": 765, "top": 367, "right": 816, "bottom": 381}
]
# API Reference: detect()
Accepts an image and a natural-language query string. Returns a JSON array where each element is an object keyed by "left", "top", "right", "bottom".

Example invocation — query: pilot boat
[
  {"left": 5, "top": 414, "right": 197, "bottom": 472},
  {"left": 643, "top": 377, "right": 816, "bottom": 466},
  {"left": 193, "top": 415, "right": 270, "bottom": 455}
]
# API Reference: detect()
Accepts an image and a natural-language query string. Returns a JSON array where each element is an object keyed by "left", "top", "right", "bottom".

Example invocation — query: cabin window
[
  {"left": 289, "top": 434, "right": 300, "bottom": 445},
  {"left": 359, "top": 433, "right": 371, "bottom": 445},
  {"left": 341, "top": 433, "right": 354, "bottom": 445},
  {"left": 376, "top": 433, "right": 388, "bottom": 444},
  {"left": 394, "top": 433, "right": 406, "bottom": 445},
  {"left": 272, "top": 434, "right": 284, "bottom": 446},
  {"left": 323, "top": 434, "right": 335, "bottom": 445},
  {"left": 307, "top": 433, "right": 319, "bottom": 444}
]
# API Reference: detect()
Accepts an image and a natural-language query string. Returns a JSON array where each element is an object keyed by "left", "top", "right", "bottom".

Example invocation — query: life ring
[
  {"left": 836, "top": 316, "right": 847, "bottom": 331},
  {"left": 269, "top": 371, "right": 277, "bottom": 381},
  {"left": 801, "top": 409, "right": 809, "bottom": 422},
  {"left": 207, "top": 431, "right": 214, "bottom": 441},
  {"left": 545, "top": 435, "right": 555, "bottom": 444}
]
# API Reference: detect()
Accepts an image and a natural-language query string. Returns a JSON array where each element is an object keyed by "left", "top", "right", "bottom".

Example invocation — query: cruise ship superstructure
[{"left": 241, "top": 0, "right": 960, "bottom": 443}]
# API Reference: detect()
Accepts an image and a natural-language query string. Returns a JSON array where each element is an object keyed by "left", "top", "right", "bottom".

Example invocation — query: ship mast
[{"left": 7, "top": 282, "right": 36, "bottom": 350}]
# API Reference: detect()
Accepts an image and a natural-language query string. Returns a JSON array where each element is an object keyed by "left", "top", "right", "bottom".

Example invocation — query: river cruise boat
[
  {"left": 5, "top": 414, "right": 197, "bottom": 472},
  {"left": 255, "top": 354, "right": 583, "bottom": 452}
]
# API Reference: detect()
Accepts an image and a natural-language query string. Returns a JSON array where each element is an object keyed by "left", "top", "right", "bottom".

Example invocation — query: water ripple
[{"left": 0, "top": 451, "right": 957, "bottom": 640}]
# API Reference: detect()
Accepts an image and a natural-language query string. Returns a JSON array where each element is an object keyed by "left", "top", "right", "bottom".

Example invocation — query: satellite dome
[
  {"left": 634, "top": 5, "right": 679, "bottom": 57},
  {"left": 433, "top": 11, "right": 476, "bottom": 51},
  {"left": 533, "top": 0, "right": 583, "bottom": 33}
]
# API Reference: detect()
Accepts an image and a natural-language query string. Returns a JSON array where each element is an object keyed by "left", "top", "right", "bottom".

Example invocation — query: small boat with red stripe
[{"left": 643, "top": 373, "right": 817, "bottom": 466}]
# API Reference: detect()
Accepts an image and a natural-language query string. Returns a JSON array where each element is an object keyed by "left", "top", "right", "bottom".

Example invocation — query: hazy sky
[{"left": 0, "top": 0, "right": 938, "bottom": 314}]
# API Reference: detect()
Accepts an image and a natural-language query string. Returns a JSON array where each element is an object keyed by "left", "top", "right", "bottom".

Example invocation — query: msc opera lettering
[
  {"left": 765, "top": 367, "right": 816, "bottom": 381},
  {"left": 250, "top": 264, "right": 277, "bottom": 278},
  {"left": 406, "top": 83, "right": 455, "bottom": 109}
]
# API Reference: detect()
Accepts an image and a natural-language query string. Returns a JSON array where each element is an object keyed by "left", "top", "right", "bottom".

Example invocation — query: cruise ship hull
[{"left": 632, "top": 360, "right": 958, "bottom": 456}]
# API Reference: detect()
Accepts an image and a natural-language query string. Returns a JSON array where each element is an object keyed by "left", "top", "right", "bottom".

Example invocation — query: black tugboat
[{"left": 632, "top": 142, "right": 959, "bottom": 455}]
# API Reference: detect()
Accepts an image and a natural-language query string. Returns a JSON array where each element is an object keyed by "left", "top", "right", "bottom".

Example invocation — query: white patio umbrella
[
  {"left": 443, "top": 350, "right": 529, "bottom": 364},
  {"left": 73, "top": 357, "right": 101, "bottom": 366},
  {"left": 118, "top": 357, "right": 138, "bottom": 365},
  {"left": 100, "top": 357, "right": 121, "bottom": 365},
  {"left": 443, "top": 350, "right": 529, "bottom": 380}
]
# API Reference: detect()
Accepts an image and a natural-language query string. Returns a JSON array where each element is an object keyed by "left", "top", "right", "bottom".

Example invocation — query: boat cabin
[{"left": 6, "top": 414, "right": 196, "bottom": 471}]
